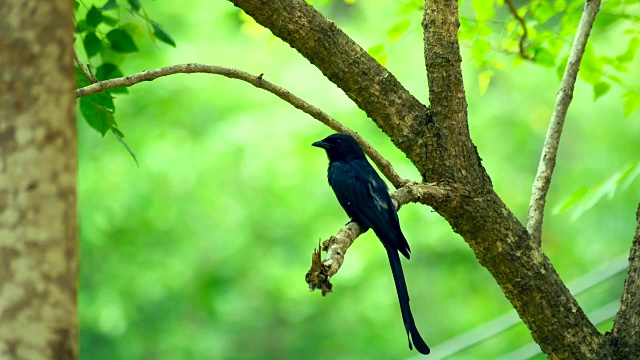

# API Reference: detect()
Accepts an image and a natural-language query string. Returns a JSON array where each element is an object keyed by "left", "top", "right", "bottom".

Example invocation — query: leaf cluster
[{"left": 74, "top": 0, "right": 177, "bottom": 162}]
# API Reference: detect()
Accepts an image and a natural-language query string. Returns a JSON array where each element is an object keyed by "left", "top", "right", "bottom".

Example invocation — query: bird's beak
[{"left": 312, "top": 140, "right": 331, "bottom": 149}]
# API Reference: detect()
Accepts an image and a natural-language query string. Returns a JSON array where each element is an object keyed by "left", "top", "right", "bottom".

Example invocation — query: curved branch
[
  {"left": 73, "top": 52, "right": 96, "bottom": 83},
  {"left": 75, "top": 63, "right": 406, "bottom": 187},
  {"left": 505, "top": 0, "right": 534, "bottom": 60},
  {"left": 527, "top": 0, "right": 601, "bottom": 245},
  {"left": 306, "top": 182, "right": 449, "bottom": 294}
]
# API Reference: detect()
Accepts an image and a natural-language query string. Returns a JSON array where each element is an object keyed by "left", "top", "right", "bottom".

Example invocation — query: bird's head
[{"left": 312, "top": 133, "right": 366, "bottom": 162}]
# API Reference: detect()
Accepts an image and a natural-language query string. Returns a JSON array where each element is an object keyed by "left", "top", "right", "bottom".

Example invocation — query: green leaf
[
  {"left": 112, "top": 127, "right": 139, "bottom": 166},
  {"left": 107, "top": 28, "right": 138, "bottom": 53},
  {"left": 103, "top": 15, "right": 118, "bottom": 27},
  {"left": 471, "top": 0, "right": 495, "bottom": 21},
  {"left": 579, "top": 45, "right": 603, "bottom": 84},
  {"left": 79, "top": 92, "right": 116, "bottom": 136},
  {"left": 127, "top": 0, "right": 141, "bottom": 12},
  {"left": 83, "top": 32, "right": 102, "bottom": 58},
  {"left": 471, "top": 39, "right": 491, "bottom": 67},
  {"left": 387, "top": 19, "right": 410, "bottom": 42},
  {"left": 533, "top": 48, "right": 556, "bottom": 68},
  {"left": 478, "top": 69, "right": 493, "bottom": 95},
  {"left": 593, "top": 82, "right": 610, "bottom": 101},
  {"left": 86, "top": 6, "right": 103, "bottom": 28},
  {"left": 74, "top": 65, "right": 91, "bottom": 89},
  {"left": 556, "top": 55, "right": 568, "bottom": 80},
  {"left": 95, "top": 63, "right": 129, "bottom": 94},
  {"left": 101, "top": 0, "right": 119, "bottom": 10},
  {"left": 616, "top": 37, "right": 639, "bottom": 64},
  {"left": 75, "top": 19, "right": 89, "bottom": 33},
  {"left": 623, "top": 91, "right": 640, "bottom": 117},
  {"left": 100, "top": 45, "right": 127, "bottom": 66},
  {"left": 151, "top": 22, "right": 176, "bottom": 47},
  {"left": 367, "top": 44, "right": 387, "bottom": 66}
]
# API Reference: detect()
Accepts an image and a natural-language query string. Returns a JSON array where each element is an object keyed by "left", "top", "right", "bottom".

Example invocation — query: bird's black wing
[
  {"left": 328, "top": 159, "right": 429, "bottom": 354},
  {"left": 328, "top": 159, "right": 411, "bottom": 259}
]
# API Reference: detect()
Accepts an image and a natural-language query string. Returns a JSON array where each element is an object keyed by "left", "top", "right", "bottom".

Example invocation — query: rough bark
[
  {"left": 0, "top": 0, "right": 78, "bottom": 359},
  {"left": 422, "top": 1, "right": 604, "bottom": 358},
  {"left": 609, "top": 204, "right": 640, "bottom": 357}
]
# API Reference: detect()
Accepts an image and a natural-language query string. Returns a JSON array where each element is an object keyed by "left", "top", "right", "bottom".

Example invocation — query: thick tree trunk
[{"left": 0, "top": 0, "right": 78, "bottom": 359}]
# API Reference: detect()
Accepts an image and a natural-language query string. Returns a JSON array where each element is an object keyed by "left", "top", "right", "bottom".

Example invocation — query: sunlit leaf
[
  {"left": 623, "top": 91, "right": 640, "bottom": 117},
  {"left": 367, "top": 44, "right": 387, "bottom": 65},
  {"left": 478, "top": 69, "right": 493, "bottom": 95},
  {"left": 616, "top": 37, "right": 639, "bottom": 64},
  {"left": 593, "top": 82, "right": 610, "bottom": 101},
  {"left": 107, "top": 28, "right": 139, "bottom": 53},
  {"left": 471, "top": 0, "right": 495, "bottom": 21},
  {"left": 387, "top": 19, "right": 411, "bottom": 42}
]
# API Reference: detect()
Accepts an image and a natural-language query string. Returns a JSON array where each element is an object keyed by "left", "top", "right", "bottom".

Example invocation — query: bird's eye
[{"left": 335, "top": 139, "right": 341, "bottom": 144}]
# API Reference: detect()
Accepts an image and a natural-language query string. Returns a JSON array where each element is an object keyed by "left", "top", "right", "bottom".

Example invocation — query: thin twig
[
  {"left": 527, "top": 0, "right": 601, "bottom": 245},
  {"left": 74, "top": 63, "right": 406, "bottom": 187},
  {"left": 73, "top": 51, "right": 96, "bottom": 83},
  {"left": 505, "top": 0, "right": 534, "bottom": 60},
  {"left": 305, "top": 181, "right": 449, "bottom": 295}
]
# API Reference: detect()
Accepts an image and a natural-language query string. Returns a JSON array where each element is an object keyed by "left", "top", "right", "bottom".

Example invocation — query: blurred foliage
[{"left": 76, "top": 0, "right": 640, "bottom": 359}]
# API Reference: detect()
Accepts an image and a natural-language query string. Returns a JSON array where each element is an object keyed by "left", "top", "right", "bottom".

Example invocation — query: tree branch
[
  {"left": 75, "top": 63, "right": 406, "bottom": 187},
  {"left": 422, "top": 0, "right": 604, "bottom": 357},
  {"left": 228, "top": 0, "right": 431, "bottom": 177},
  {"left": 527, "top": 0, "right": 601, "bottom": 245},
  {"left": 305, "top": 182, "right": 449, "bottom": 295},
  {"left": 73, "top": 51, "right": 96, "bottom": 83},
  {"left": 505, "top": 0, "right": 534, "bottom": 60},
  {"left": 611, "top": 204, "right": 640, "bottom": 355},
  {"left": 422, "top": 0, "right": 489, "bottom": 186}
]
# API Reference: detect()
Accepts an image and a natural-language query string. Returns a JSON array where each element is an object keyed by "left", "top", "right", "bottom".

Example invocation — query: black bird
[{"left": 312, "top": 133, "right": 430, "bottom": 355}]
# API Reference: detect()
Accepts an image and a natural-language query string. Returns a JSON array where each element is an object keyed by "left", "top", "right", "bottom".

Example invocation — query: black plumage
[{"left": 312, "top": 133, "right": 430, "bottom": 355}]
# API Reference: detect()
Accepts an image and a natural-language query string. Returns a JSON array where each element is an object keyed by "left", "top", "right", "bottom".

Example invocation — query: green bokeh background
[{"left": 77, "top": 1, "right": 640, "bottom": 359}]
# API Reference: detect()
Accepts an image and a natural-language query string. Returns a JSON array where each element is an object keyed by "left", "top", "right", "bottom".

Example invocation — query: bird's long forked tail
[{"left": 386, "top": 247, "right": 431, "bottom": 355}]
